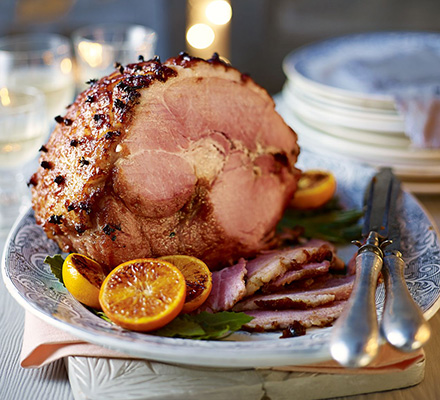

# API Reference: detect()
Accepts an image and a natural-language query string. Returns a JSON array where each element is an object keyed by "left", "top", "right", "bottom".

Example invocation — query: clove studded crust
[{"left": 30, "top": 53, "right": 301, "bottom": 271}]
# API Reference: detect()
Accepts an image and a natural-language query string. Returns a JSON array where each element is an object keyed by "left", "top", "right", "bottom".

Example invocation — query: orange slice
[
  {"left": 63, "top": 253, "right": 107, "bottom": 310},
  {"left": 290, "top": 170, "right": 337, "bottom": 210},
  {"left": 159, "top": 255, "right": 212, "bottom": 313},
  {"left": 99, "top": 259, "right": 186, "bottom": 331}
]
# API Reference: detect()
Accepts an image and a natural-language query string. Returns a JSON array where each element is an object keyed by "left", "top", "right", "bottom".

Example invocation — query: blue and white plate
[
  {"left": 2, "top": 156, "right": 440, "bottom": 368},
  {"left": 283, "top": 31, "right": 440, "bottom": 108}
]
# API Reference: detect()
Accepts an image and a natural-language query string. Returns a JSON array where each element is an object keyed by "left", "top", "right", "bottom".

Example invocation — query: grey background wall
[{"left": 0, "top": 0, "right": 439, "bottom": 94}]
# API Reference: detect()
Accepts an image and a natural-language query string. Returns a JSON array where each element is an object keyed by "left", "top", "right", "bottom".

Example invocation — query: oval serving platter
[{"left": 2, "top": 154, "right": 440, "bottom": 368}]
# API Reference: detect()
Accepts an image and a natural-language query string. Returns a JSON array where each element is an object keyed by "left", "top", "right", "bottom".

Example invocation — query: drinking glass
[
  {"left": 0, "top": 33, "right": 76, "bottom": 122},
  {"left": 0, "top": 86, "right": 47, "bottom": 234},
  {"left": 72, "top": 23, "right": 157, "bottom": 88}
]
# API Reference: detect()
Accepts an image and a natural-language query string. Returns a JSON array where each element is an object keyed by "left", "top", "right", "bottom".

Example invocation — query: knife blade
[
  {"left": 330, "top": 168, "right": 391, "bottom": 368},
  {"left": 380, "top": 174, "right": 431, "bottom": 352}
]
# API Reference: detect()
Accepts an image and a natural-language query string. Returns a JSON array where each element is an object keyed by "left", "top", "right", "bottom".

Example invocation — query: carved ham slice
[
  {"left": 243, "top": 301, "right": 347, "bottom": 331},
  {"left": 233, "top": 274, "right": 355, "bottom": 311},
  {"left": 262, "top": 260, "right": 331, "bottom": 292},
  {"left": 201, "top": 258, "right": 247, "bottom": 312},
  {"left": 245, "top": 240, "right": 334, "bottom": 296}
]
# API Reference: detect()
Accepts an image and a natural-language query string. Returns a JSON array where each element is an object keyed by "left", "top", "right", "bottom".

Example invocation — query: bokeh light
[
  {"left": 205, "top": 1, "right": 232, "bottom": 25},
  {"left": 186, "top": 23, "right": 215, "bottom": 49},
  {"left": 60, "top": 57, "right": 72, "bottom": 74}
]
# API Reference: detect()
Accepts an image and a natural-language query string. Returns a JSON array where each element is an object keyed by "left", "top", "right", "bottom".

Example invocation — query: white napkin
[
  {"left": 394, "top": 93, "right": 440, "bottom": 148},
  {"left": 21, "top": 311, "right": 424, "bottom": 373}
]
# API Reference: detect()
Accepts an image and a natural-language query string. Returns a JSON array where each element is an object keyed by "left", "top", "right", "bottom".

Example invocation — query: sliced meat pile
[
  {"left": 202, "top": 239, "right": 354, "bottom": 332},
  {"left": 30, "top": 53, "right": 300, "bottom": 270}
]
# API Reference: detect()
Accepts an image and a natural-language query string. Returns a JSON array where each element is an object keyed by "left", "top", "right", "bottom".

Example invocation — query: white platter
[
  {"left": 283, "top": 81, "right": 404, "bottom": 124},
  {"left": 276, "top": 98, "right": 440, "bottom": 168},
  {"left": 286, "top": 71, "right": 395, "bottom": 111},
  {"left": 2, "top": 154, "right": 440, "bottom": 368},
  {"left": 282, "top": 87, "right": 405, "bottom": 133},
  {"left": 282, "top": 80, "right": 398, "bottom": 115},
  {"left": 297, "top": 116, "right": 410, "bottom": 148},
  {"left": 283, "top": 31, "right": 440, "bottom": 110}
]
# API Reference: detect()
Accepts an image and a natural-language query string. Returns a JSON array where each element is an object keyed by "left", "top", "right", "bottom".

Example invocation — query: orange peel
[
  {"left": 99, "top": 258, "right": 186, "bottom": 331},
  {"left": 159, "top": 255, "right": 212, "bottom": 313},
  {"left": 290, "top": 170, "right": 337, "bottom": 210}
]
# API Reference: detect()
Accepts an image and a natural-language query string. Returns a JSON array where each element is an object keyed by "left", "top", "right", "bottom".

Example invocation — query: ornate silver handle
[
  {"left": 381, "top": 251, "right": 431, "bottom": 351},
  {"left": 330, "top": 232, "right": 383, "bottom": 368}
]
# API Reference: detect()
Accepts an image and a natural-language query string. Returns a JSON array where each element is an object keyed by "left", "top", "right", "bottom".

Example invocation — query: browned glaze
[{"left": 31, "top": 53, "right": 300, "bottom": 270}]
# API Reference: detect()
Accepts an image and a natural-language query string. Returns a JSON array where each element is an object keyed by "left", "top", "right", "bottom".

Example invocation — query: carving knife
[
  {"left": 379, "top": 172, "right": 431, "bottom": 352},
  {"left": 329, "top": 168, "right": 430, "bottom": 368}
]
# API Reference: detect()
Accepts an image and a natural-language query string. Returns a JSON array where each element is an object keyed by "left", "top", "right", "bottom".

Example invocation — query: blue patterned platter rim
[
  {"left": 283, "top": 31, "right": 440, "bottom": 101},
  {"left": 2, "top": 155, "right": 440, "bottom": 368}
]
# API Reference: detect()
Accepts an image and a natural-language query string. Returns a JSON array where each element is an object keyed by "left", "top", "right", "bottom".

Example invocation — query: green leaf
[
  {"left": 194, "top": 311, "right": 253, "bottom": 331},
  {"left": 89, "top": 308, "right": 113, "bottom": 324},
  {"left": 278, "top": 199, "right": 363, "bottom": 243},
  {"left": 153, "top": 311, "right": 254, "bottom": 340},
  {"left": 44, "top": 254, "right": 65, "bottom": 285},
  {"left": 154, "top": 315, "right": 206, "bottom": 338}
]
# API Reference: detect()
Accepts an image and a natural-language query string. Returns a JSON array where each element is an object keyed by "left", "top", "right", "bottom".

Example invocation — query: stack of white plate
[{"left": 275, "top": 31, "right": 440, "bottom": 194}]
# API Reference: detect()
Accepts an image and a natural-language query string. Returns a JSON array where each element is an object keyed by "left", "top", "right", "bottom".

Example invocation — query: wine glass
[
  {"left": 72, "top": 23, "right": 157, "bottom": 89},
  {"left": 0, "top": 86, "right": 47, "bottom": 235},
  {"left": 0, "top": 33, "right": 76, "bottom": 123}
]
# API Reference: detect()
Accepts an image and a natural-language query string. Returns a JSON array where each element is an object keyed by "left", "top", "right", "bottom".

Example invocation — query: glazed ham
[{"left": 30, "top": 53, "right": 300, "bottom": 270}]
